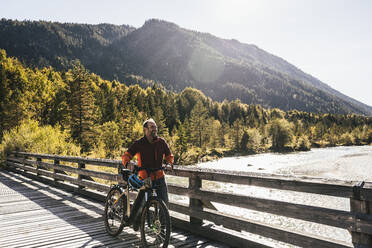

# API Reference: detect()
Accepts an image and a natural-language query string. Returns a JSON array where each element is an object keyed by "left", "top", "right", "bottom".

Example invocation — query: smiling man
[{"left": 121, "top": 118, "right": 174, "bottom": 205}]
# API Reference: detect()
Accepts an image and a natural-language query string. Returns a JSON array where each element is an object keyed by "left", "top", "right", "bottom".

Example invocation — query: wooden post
[
  {"left": 53, "top": 159, "right": 60, "bottom": 182},
  {"left": 189, "top": 175, "right": 203, "bottom": 226},
  {"left": 78, "top": 163, "right": 86, "bottom": 190},
  {"left": 22, "top": 153, "right": 28, "bottom": 172},
  {"left": 36, "top": 157, "right": 42, "bottom": 176},
  {"left": 350, "top": 181, "right": 372, "bottom": 247}
]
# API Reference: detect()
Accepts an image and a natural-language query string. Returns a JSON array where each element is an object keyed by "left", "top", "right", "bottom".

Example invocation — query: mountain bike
[{"left": 104, "top": 163, "right": 171, "bottom": 247}]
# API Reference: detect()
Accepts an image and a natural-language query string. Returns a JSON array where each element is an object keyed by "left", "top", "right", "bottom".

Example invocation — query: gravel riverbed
[{"left": 171, "top": 146, "right": 372, "bottom": 247}]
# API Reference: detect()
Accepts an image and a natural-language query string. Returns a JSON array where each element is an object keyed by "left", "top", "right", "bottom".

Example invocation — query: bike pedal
[
  {"left": 133, "top": 224, "right": 139, "bottom": 231},
  {"left": 133, "top": 220, "right": 141, "bottom": 231}
]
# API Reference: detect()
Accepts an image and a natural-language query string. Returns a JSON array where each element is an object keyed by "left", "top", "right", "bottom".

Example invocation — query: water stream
[{"left": 169, "top": 145, "right": 372, "bottom": 247}]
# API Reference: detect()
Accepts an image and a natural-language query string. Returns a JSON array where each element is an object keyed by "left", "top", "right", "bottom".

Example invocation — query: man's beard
[{"left": 151, "top": 132, "right": 157, "bottom": 141}]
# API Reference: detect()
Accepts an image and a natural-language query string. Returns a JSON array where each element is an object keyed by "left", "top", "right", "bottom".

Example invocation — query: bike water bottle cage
[{"left": 128, "top": 174, "right": 144, "bottom": 189}]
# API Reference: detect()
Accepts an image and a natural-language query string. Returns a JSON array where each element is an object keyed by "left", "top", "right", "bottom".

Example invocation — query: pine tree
[
  {"left": 67, "top": 61, "right": 98, "bottom": 152},
  {"left": 153, "top": 106, "right": 169, "bottom": 139},
  {"left": 231, "top": 119, "right": 244, "bottom": 150},
  {"left": 0, "top": 51, "right": 32, "bottom": 134},
  {"left": 189, "top": 101, "right": 208, "bottom": 147}
]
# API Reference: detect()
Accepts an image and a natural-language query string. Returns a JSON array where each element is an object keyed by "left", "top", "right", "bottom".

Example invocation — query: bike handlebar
[{"left": 119, "top": 162, "right": 172, "bottom": 175}]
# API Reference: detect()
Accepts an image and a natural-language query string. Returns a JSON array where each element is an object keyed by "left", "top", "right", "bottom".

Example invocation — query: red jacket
[{"left": 122, "top": 136, "right": 174, "bottom": 180}]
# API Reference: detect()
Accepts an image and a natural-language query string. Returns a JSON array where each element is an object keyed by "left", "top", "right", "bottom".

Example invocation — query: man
[{"left": 122, "top": 118, "right": 174, "bottom": 205}]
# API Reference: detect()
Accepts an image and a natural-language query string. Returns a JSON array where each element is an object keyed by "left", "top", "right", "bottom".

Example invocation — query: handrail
[{"left": 5, "top": 151, "right": 372, "bottom": 248}]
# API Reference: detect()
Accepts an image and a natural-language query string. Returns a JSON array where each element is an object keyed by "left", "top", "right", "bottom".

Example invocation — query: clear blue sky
[{"left": 1, "top": 0, "right": 371, "bottom": 106}]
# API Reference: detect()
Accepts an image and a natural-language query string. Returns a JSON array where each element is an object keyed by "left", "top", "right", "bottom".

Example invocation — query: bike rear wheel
[
  {"left": 104, "top": 186, "right": 127, "bottom": 236},
  {"left": 140, "top": 198, "right": 171, "bottom": 247}
]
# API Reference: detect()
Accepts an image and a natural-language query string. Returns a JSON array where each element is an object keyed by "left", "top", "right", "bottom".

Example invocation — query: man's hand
[
  {"left": 125, "top": 161, "right": 136, "bottom": 171},
  {"left": 165, "top": 164, "right": 173, "bottom": 172}
]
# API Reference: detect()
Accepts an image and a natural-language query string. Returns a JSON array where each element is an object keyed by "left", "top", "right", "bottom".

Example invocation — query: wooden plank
[
  {"left": 171, "top": 217, "right": 268, "bottom": 248},
  {"left": 168, "top": 168, "right": 359, "bottom": 199},
  {"left": 1, "top": 222, "right": 102, "bottom": 246},
  {"left": 5, "top": 166, "right": 109, "bottom": 203},
  {"left": 8, "top": 157, "right": 118, "bottom": 181},
  {"left": 11, "top": 152, "right": 120, "bottom": 168},
  {"left": 189, "top": 175, "right": 203, "bottom": 226},
  {"left": 6, "top": 161, "right": 110, "bottom": 192},
  {"left": 53, "top": 159, "right": 68, "bottom": 181},
  {"left": 1, "top": 169, "right": 253, "bottom": 248},
  {"left": 1, "top": 170, "right": 229, "bottom": 248},
  {"left": 13, "top": 228, "right": 104, "bottom": 247},
  {"left": 350, "top": 181, "right": 372, "bottom": 247},
  {"left": 0, "top": 208, "right": 95, "bottom": 228},
  {"left": 169, "top": 202, "right": 353, "bottom": 248},
  {"left": 6, "top": 153, "right": 368, "bottom": 247},
  {"left": 10, "top": 153, "right": 372, "bottom": 201},
  {"left": 0, "top": 222, "right": 101, "bottom": 243},
  {"left": 168, "top": 184, "right": 372, "bottom": 233},
  {"left": 361, "top": 182, "right": 372, "bottom": 201}
]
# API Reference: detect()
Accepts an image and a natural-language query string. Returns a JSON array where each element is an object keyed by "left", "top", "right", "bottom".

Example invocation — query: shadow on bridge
[{"left": 0, "top": 169, "right": 224, "bottom": 247}]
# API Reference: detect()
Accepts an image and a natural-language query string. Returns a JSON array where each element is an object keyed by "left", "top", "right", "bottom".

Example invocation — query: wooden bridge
[{"left": 2, "top": 152, "right": 372, "bottom": 248}]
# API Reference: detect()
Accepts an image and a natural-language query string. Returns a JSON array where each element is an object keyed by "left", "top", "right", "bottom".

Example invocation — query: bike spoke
[
  {"left": 104, "top": 187, "right": 127, "bottom": 236},
  {"left": 141, "top": 199, "right": 170, "bottom": 247}
]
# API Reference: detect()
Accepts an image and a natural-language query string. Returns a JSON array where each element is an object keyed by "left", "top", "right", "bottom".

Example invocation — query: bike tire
[
  {"left": 140, "top": 198, "right": 171, "bottom": 248},
  {"left": 103, "top": 186, "right": 127, "bottom": 236}
]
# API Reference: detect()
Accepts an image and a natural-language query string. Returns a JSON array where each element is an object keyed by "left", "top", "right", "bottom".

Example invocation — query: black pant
[{"left": 152, "top": 176, "right": 169, "bottom": 205}]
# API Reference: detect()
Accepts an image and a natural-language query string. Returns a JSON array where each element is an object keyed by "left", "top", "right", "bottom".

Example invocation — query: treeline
[
  {"left": 1, "top": 50, "right": 371, "bottom": 164},
  {"left": 0, "top": 18, "right": 134, "bottom": 71}
]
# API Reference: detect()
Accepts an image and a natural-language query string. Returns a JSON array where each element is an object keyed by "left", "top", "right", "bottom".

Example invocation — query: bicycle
[{"left": 104, "top": 162, "right": 171, "bottom": 247}]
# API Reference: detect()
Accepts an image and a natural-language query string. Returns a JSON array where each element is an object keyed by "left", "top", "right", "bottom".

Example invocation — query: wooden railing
[{"left": 5, "top": 151, "right": 372, "bottom": 248}]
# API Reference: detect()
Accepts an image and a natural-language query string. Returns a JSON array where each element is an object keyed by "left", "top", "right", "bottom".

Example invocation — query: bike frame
[
  {"left": 105, "top": 164, "right": 171, "bottom": 247},
  {"left": 112, "top": 182, "right": 157, "bottom": 227}
]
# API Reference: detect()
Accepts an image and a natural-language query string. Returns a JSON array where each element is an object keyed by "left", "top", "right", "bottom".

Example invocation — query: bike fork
[{"left": 126, "top": 186, "right": 130, "bottom": 217}]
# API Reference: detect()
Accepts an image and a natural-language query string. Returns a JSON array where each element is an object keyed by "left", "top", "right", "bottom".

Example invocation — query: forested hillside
[
  {"left": 1, "top": 51, "right": 371, "bottom": 164},
  {"left": 1, "top": 18, "right": 371, "bottom": 116}
]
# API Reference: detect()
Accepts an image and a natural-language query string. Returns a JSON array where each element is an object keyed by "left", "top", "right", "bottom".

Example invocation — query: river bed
[{"left": 169, "top": 145, "right": 372, "bottom": 247}]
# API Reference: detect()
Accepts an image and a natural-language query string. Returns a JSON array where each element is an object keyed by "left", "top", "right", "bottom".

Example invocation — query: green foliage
[
  {"left": 339, "top": 133, "right": 355, "bottom": 146},
  {"left": 0, "top": 51, "right": 371, "bottom": 166},
  {"left": 240, "top": 129, "right": 263, "bottom": 153},
  {"left": 294, "top": 135, "right": 311, "bottom": 151},
  {"left": 94, "top": 121, "right": 122, "bottom": 158},
  {"left": 267, "top": 118, "right": 294, "bottom": 151},
  {"left": 231, "top": 119, "right": 244, "bottom": 150},
  {"left": 0, "top": 119, "right": 80, "bottom": 162},
  {"left": 189, "top": 100, "right": 209, "bottom": 148},
  {"left": 172, "top": 123, "right": 189, "bottom": 163},
  {"left": 1, "top": 19, "right": 372, "bottom": 116},
  {"left": 67, "top": 62, "right": 98, "bottom": 152}
]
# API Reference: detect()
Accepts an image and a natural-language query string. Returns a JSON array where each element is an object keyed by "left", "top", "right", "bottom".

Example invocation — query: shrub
[
  {"left": 94, "top": 121, "right": 122, "bottom": 158},
  {"left": 339, "top": 132, "right": 355, "bottom": 146},
  {"left": 240, "top": 128, "right": 262, "bottom": 153},
  {"left": 267, "top": 119, "right": 294, "bottom": 151},
  {"left": 295, "top": 135, "right": 311, "bottom": 151},
  {"left": 0, "top": 119, "right": 80, "bottom": 163}
]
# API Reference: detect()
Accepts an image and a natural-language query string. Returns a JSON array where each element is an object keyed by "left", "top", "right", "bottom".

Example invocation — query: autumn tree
[
  {"left": 189, "top": 100, "right": 209, "bottom": 148},
  {"left": 267, "top": 118, "right": 294, "bottom": 150},
  {"left": 67, "top": 62, "right": 98, "bottom": 152}
]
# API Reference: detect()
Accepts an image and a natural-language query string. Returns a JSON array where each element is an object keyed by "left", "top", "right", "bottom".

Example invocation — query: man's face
[{"left": 145, "top": 121, "right": 158, "bottom": 140}]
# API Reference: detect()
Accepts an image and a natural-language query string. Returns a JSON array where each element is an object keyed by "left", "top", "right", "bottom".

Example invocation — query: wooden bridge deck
[{"left": 0, "top": 170, "right": 229, "bottom": 248}]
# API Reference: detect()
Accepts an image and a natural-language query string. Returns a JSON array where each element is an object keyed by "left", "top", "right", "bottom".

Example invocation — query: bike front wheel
[
  {"left": 140, "top": 198, "right": 171, "bottom": 247},
  {"left": 104, "top": 186, "right": 127, "bottom": 236}
]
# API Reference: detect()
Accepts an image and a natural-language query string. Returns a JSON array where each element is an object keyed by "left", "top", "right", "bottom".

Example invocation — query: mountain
[
  {"left": 0, "top": 18, "right": 135, "bottom": 72},
  {"left": 1, "top": 18, "right": 371, "bottom": 116}
]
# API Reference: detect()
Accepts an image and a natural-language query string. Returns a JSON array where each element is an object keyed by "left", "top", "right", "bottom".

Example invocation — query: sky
[{"left": 1, "top": 0, "right": 372, "bottom": 106}]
